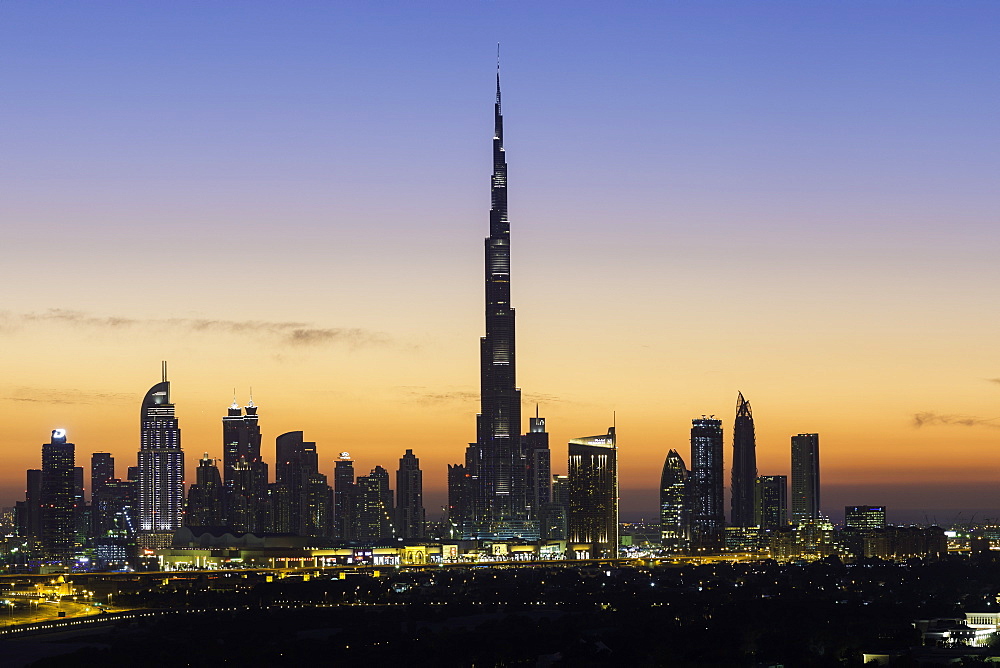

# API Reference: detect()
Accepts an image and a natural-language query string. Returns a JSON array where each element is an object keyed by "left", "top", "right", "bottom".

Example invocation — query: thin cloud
[
  {"left": 5, "top": 387, "right": 136, "bottom": 406},
  {"left": 400, "top": 387, "right": 479, "bottom": 406},
  {"left": 987, "top": 378, "right": 1000, "bottom": 385},
  {"left": 912, "top": 412, "right": 1000, "bottom": 429},
  {"left": 3, "top": 309, "right": 389, "bottom": 348}
]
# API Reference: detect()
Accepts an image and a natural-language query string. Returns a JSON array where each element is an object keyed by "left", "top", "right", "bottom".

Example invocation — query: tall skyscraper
[
  {"left": 690, "top": 417, "right": 724, "bottom": 550},
  {"left": 91, "top": 453, "right": 114, "bottom": 499},
  {"left": 137, "top": 363, "right": 184, "bottom": 537},
  {"left": 522, "top": 408, "right": 551, "bottom": 521},
  {"left": 334, "top": 453, "right": 357, "bottom": 540},
  {"left": 274, "top": 431, "right": 331, "bottom": 538},
  {"left": 568, "top": 427, "right": 618, "bottom": 558},
  {"left": 754, "top": 475, "right": 787, "bottom": 529},
  {"left": 356, "top": 466, "right": 395, "bottom": 543},
  {"left": 660, "top": 449, "right": 690, "bottom": 551},
  {"left": 222, "top": 396, "right": 266, "bottom": 532},
  {"left": 41, "top": 429, "right": 76, "bottom": 564},
  {"left": 185, "top": 454, "right": 225, "bottom": 527},
  {"left": 790, "top": 433, "right": 820, "bottom": 524},
  {"left": 730, "top": 392, "right": 757, "bottom": 528},
  {"left": 446, "top": 463, "right": 471, "bottom": 539},
  {"left": 541, "top": 474, "right": 569, "bottom": 541},
  {"left": 395, "top": 449, "right": 425, "bottom": 541},
  {"left": 462, "top": 68, "right": 531, "bottom": 540},
  {"left": 19, "top": 469, "right": 43, "bottom": 554}
]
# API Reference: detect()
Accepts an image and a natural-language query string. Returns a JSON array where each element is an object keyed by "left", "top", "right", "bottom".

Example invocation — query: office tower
[
  {"left": 41, "top": 429, "right": 76, "bottom": 564},
  {"left": 356, "top": 466, "right": 395, "bottom": 543},
  {"left": 446, "top": 464, "right": 470, "bottom": 539},
  {"left": 19, "top": 469, "right": 43, "bottom": 553},
  {"left": 462, "top": 69, "right": 531, "bottom": 540},
  {"left": 522, "top": 408, "right": 551, "bottom": 520},
  {"left": 138, "top": 363, "right": 184, "bottom": 534},
  {"left": 755, "top": 475, "right": 787, "bottom": 529},
  {"left": 222, "top": 395, "right": 267, "bottom": 532},
  {"left": 274, "top": 431, "right": 331, "bottom": 538},
  {"left": 845, "top": 505, "right": 886, "bottom": 530},
  {"left": 791, "top": 433, "right": 820, "bottom": 524},
  {"left": 333, "top": 453, "right": 357, "bottom": 540},
  {"left": 540, "top": 473, "right": 569, "bottom": 542},
  {"left": 568, "top": 427, "right": 618, "bottom": 558},
  {"left": 92, "top": 473, "right": 138, "bottom": 568},
  {"left": 73, "top": 466, "right": 87, "bottom": 549},
  {"left": 395, "top": 450, "right": 424, "bottom": 540},
  {"left": 731, "top": 392, "right": 757, "bottom": 528},
  {"left": 660, "top": 449, "right": 690, "bottom": 551},
  {"left": 690, "top": 417, "right": 724, "bottom": 550},
  {"left": 185, "top": 454, "right": 225, "bottom": 527},
  {"left": 91, "top": 453, "right": 114, "bottom": 499}
]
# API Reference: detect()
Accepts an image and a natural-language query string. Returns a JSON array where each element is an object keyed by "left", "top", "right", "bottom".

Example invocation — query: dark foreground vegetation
[{"left": 23, "top": 555, "right": 1000, "bottom": 666}]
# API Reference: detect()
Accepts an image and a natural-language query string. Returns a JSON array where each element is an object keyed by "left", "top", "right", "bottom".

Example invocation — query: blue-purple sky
[{"left": 3, "top": 2, "right": 999, "bottom": 522}]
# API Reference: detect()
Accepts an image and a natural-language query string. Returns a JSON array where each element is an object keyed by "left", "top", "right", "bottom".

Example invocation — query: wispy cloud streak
[
  {"left": 913, "top": 412, "right": 1000, "bottom": 429},
  {"left": 1, "top": 309, "right": 388, "bottom": 348}
]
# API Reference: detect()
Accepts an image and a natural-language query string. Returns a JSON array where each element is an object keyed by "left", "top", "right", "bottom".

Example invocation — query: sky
[{"left": 2, "top": 1, "right": 998, "bottom": 524}]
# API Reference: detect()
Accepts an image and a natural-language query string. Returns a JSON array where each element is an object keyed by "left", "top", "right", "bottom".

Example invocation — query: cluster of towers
[
  {"left": 14, "top": 69, "right": 624, "bottom": 568},
  {"left": 659, "top": 392, "right": 821, "bottom": 551},
  {"left": 16, "top": 371, "right": 426, "bottom": 569}
]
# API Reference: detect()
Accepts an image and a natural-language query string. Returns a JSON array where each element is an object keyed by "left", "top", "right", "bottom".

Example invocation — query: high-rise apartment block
[
  {"left": 222, "top": 396, "right": 266, "bottom": 532},
  {"left": 690, "top": 417, "right": 724, "bottom": 549},
  {"left": 660, "top": 449, "right": 690, "bottom": 551},
  {"left": 395, "top": 449, "right": 424, "bottom": 540},
  {"left": 356, "top": 466, "right": 394, "bottom": 543},
  {"left": 41, "top": 429, "right": 76, "bottom": 565},
  {"left": 791, "top": 433, "right": 820, "bottom": 524},
  {"left": 185, "top": 454, "right": 225, "bottom": 527},
  {"left": 755, "top": 475, "right": 788, "bottom": 529},
  {"left": 568, "top": 428, "right": 618, "bottom": 558}
]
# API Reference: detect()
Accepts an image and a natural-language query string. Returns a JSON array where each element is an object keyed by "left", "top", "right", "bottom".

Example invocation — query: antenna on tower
[
  {"left": 535, "top": 403, "right": 539, "bottom": 419},
  {"left": 161, "top": 360, "right": 167, "bottom": 382}
]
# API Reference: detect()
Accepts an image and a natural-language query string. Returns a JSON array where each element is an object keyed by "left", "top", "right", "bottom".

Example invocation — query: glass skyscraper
[
  {"left": 138, "top": 363, "right": 184, "bottom": 535},
  {"left": 462, "top": 69, "right": 533, "bottom": 539},
  {"left": 791, "top": 433, "right": 820, "bottom": 524},
  {"left": 731, "top": 392, "right": 757, "bottom": 528},
  {"left": 568, "top": 427, "right": 618, "bottom": 559},
  {"left": 690, "top": 417, "right": 724, "bottom": 549}
]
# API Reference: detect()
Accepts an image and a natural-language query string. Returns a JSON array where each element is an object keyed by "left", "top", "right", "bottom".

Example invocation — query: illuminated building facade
[
  {"left": 395, "top": 449, "right": 424, "bottom": 540},
  {"left": 275, "top": 431, "right": 332, "bottom": 539},
  {"left": 568, "top": 427, "right": 618, "bottom": 558},
  {"left": 356, "top": 466, "right": 395, "bottom": 543},
  {"left": 659, "top": 449, "right": 690, "bottom": 551},
  {"left": 138, "top": 363, "right": 185, "bottom": 534},
  {"left": 731, "top": 392, "right": 757, "bottom": 528},
  {"left": 755, "top": 474, "right": 788, "bottom": 529},
  {"left": 41, "top": 429, "right": 76, "bottom": 564},
  {"left": 690, "top": 417, "right": 724, "bottom": 549},
  {"left": 222, "top": 396, "right": 266, "bottom": 532},
  {"left": 845, "top": 505, "right": 886, "bottom": 530},
  {"left": 522, "top": 409, "right": 551, "bottom": 521},
  {"left": 334, "top": 453, "right": 356, "bottom": 540},
  {"left": 791, "top": 433, "right": 820, "bottom": 524}
]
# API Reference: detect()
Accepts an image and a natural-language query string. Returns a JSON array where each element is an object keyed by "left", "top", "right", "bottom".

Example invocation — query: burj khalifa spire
[{"left": 462, "top": 59, "right": 532, "bottom": 539}]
